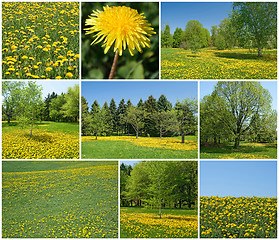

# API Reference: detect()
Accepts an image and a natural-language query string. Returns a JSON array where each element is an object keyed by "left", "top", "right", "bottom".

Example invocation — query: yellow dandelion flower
[
  {"left": 45, "top": 67, "right": 52, "bottom": 72},
  {"left": 22, "top": 56, "right": 28, "bottom": 60},
  {"left": 84, "top": 5, "right": 156, "bottom": 56},
  {"left": 56, "top": 76, "right": 62, "bottom": 79},
  {"left": 5, "top": 72, "right": 10, "bottom": 75},
  {"left": 65, "top": 72, "right": 73, "bottom": 78}
]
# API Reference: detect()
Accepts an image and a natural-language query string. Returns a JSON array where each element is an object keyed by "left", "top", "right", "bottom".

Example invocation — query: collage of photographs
[{"left": 1, "top": 1, "right": 278, "bottom": 239}]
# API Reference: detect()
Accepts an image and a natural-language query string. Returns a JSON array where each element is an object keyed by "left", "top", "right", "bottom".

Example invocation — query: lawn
[
  {"left": 200, "top": 196, "right": 277, "bottom": 238},
  {"left": 161, "top": 48, "right": 277, "bottom": 79},
  {"left": 121, "top": 207, "right": 198, "bottom": 238},
  {"left": 2, "top": 2, "right": 79, "bottom": 79},
  {"left": 200, "top": 142, "right": 277, "bottom": 159},
  {"left": 2, "top": 161, "right": 118, "bottom": 238},
  {"left": 2, "top": 121, "right": 79, "bottom": 159},
  {"left": 81, "top": 136, "right": 198, "bottom": 159}
]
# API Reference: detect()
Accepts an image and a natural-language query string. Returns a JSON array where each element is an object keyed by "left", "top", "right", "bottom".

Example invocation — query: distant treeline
[
  {"left": 82, "top": 95, "right": 197, "bottom": 142},
  {"left": 120, "top": 161, "right": 198, "bottom": 210},
  {"left": 162, "top": 2, "right": 277, "bottom": 56}
]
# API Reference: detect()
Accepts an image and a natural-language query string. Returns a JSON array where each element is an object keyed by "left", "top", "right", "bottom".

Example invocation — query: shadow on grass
[
  {"left": 214, "top": 52, "right": 260, "bottom": 60},
  {"left": 200, "top": 144, "right": 271, "bottom": 154},
  {"left": 23, "top": 133, "right": 54, "bottom": 143}
]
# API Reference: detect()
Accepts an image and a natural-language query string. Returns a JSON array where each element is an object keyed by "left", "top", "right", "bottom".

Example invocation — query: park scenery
[
  {"left": 2, "top": 2, "right": 79, "bottom": 79},
  {"left": 200, "top": 161, "right": 277, "bottom": 238},
  {"left": 2, "top": 81, "right": 79, "bottom": 159},
  {"left": 82, "top": 2, "right": 159, "bottom": 79},
  {"left": 161, "top": 2, "right": 277, "bottom": 79},
  {"left": 81, "top": 82, "right": 198, "bottom": 159},
  {"left": 120, "top": 161, "right": 198, "bottom": 238},
  {"left": 2, "top": 161, "right": 118, "bottom": 238},
  {"left": 200, "top": 81, "right": 277, "bottom": 159}
]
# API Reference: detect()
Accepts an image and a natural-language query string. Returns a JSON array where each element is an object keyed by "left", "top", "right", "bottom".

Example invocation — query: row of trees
[
  {"left": 82, "top": 95, "right": 197, "bottom": 142},
  {"left": 121, "top": 161, "right": 198, "bottom": 217},
  {"left": 2, "top": 82, "right": 79, "bottom": 136},
  {"left": 200, "top": 82, "right": 277, "bottom": 148},
  {"left": 162, "top": 2, "right": 277, "bottom": 56}
]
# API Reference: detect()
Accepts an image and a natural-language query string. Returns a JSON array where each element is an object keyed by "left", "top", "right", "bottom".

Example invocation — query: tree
[
  {"left": 18, "top": 81, "right": 44, "bottom": 137},
  {"left": 81, "top": 96, "right": 90, "bottom": 135},
  {"left": 2, "top": 81, "right": 25, "bottom": 123},
  {"left": 201, "top": 28, "right": 211, "bottom": 48},
  {"left": 43, "top": 92, "right": 58, "bottom": 121},
  {"left": 144, "top": 95, "right": 158, "bottom": 136},
  {"left": 232, "top": 2, "right": 277, "bottom": 57},
  {"left": 101, "top": 102, "right": 113, "bottom": 135},
  {"left": 109, "top": 98, "right": 117, "bottom": 134},
  {"left": 185, "top": 20, "right": 206, "bottom": 52},
  {"left": 125, "top": 106, "right": 145, "bottom": 139},
  {"left": 172, "top": 28, "right": 184, "bottom": 48},
  {"left": 91, "top": 100, "right": 100, "bottom": 114},
  {"left": 153, "top": 110, "right": 178, "bottom": 138},
  {"left": 218, "top": 17, "right": 237, "bottom": 49},
  {"left": 212, "top": 82, "right": 272, "bottom": 148},
  {"left": 211, "top": 25, "right": 218, "bottom": 46},
  {"left": 61, "top": 84, "right": 79, "bottom": 122},
  {"left": 157, "top": 94, "right": 172, "bottom": 112},
  {"left": 175, "top": 99, "right": 197, "bottom": 143},
  {"left": 161, "top": 25, "right": 173, "bottom": 48},
  {"left": 49, "top": 94, "right": 66, "bottom": 122},
  {"left": 215, "top": 34, "right": 226, "bottom": 50},
  {"left": 117, "top": 99, "right": 127, "bottom": 135},
  {"left": 88, "top": 108, "right": 108, "bottom": 139}
]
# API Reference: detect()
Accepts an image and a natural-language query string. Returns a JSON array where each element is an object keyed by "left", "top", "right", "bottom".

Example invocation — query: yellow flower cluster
[
  {"left": 2, "top": 164, "right": 118, "bottom": 238},
  {"left": 161, "top": 48, "right": 277, "bottom": 79},
  {"left": 201, "top": 152, "right": 271, "bottom": 159},
  {"left": 200, "top": 196, "right": 277, "bottom": 238},
  {"left": 82, "top": 136, "right": 197, "bottom": 151},
  {"left": 2, "top": 2, "right": 79, "bottom": 79},
  {"left": 121, "top": 211, "right": 198, "bottom": 238},
  {"left": 2, "top": 129, "right": 79, "bottom": 159}
]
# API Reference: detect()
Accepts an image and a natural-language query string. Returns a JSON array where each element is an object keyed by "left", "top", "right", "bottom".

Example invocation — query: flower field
[
  {"left": 2, "top": 2, "right": 79, "bottom": 79},
  {"left": 82, "top": 136, "right": 197, "bottom": 151},
  {"left": 2, "top": 122, "right": 79, "bottom": 159},
  {"left": 161, "top": 48, "right": 277, "bottom": 79},
  {"left": 121, "top": 208, "right": 198, "bottom": 238},
  {"left": 200, "top": 196, "right": 277, "bottom": 238},
  {"left": 2, "top": 162, "right": 118, "bottom": 238}
]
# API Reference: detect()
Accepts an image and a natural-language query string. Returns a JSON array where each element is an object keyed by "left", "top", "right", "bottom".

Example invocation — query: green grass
[
  {"left": 82, "top": 136, "right": 198, "bottom": 159},
  {"left": 161, "top": 48, "right": 277, "bottom": 79},
  {"left": 2, "top": 121, "right": 79, "bottom": 134},
  {"left": 201, "top": 142, "right": 277, "bottom": 159},
  {"left": 2, "top": 161, "right": 118, "bottom": 238},
  {"left": 121, "top": 207, "right": 198, "bottom": 238}
]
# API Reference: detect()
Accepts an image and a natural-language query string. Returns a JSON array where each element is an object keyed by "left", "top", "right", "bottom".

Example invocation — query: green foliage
[
  {"left": 232, "top": 2, "right": 277, "bottom": 57},
  {"left": 49, "top": 95, "right": 66, "bottom": 122},
  {"left": 161, "top": 25, "right": 173, "bottom": 48},
  {"left": 61, "top": 84, "right": 79, "bottom": 122},
  {"left": 215, "top": 34, "right": 226, "bottom": 50},
  {"left": 172, "top": 28, "right": 184, "bottom": 48},
  {"left": 82, "top": 2, "right": 159, "bottom": 79}
]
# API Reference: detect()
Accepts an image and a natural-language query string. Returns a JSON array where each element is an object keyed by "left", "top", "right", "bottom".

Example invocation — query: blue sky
[
  {"left": 162, "top": 2, "right": 233, "bottom": 34},
  {"left": 82, "top": 81, "right": 197, "bottom": 107},
  {"left": 120, "top": 161, "right": 141, "bottom": 167},
  {"left": 200, "top": 161, "right": 277, "bottom": 197},
  {"left": 36, "top": 81, "right": 79, "bottom": 99},
  {"left": 200, "top": 81, "right": 277, "bottom": 110}
]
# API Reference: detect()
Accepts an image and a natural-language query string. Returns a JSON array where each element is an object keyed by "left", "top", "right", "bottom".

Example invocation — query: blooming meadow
[
  {"left": 2, "top": 162, "right": 118, "bottom": 238},
  {"left": 2, "top": 2, "right": 79, "bottom": 79},
  {"left": 161, "top": 48, "right": 277, "bottom": 79},
  {"left": 200, "top": 196, "right": 277, "bottom": 238},
  {"left": 121, "top": 209, "right": 198, "bottom": 238}
]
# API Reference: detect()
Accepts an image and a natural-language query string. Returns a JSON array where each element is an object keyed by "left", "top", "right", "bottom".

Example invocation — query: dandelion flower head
[{"left": 84, "top": 5, "right": 156, "bottom": 56}]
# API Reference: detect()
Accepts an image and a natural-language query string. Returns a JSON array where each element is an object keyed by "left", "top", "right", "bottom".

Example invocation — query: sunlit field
[
  {"left": 81, "top": 136, "right": 198, "bottom": 159},
  {"left": 2, "top": 161, "right": 118, "bottom": 238},
  {"left": 2, "top": 121, "right": 79, "bottom": 159},
  {"left": 200, "top": 196, "right": 277, "bottom": 238},
  {"left": 121, "top": 208, "right": 198, "bottom": 238},
  {"left": 161, "top": 48, "right": 277, "bottom": 79},
  {"left": 2, "top": 2, "right": 79, "bottom": 79},
  {"left": 200, "top": 142, "right": 277, "bottom": 159}
]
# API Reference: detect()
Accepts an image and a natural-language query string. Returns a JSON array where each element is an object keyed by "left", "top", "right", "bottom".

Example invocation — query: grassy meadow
[
  {"left": 121, "top": 207, "right": 198, "bottom": 238},
  {"left": 161, "top": 48, "right": 277, "bottom": 79},
  {"left": 2, "top": 2, "right": 79, "bottom": 79},
  {"left": 201, "top": 142, "right": 277, "bottom": 159},
  {"left": 2, "top": 121, "right": 79, "bottom": 159},
  {"left": 81, "top": 136, "right": 198, "bottom": 159},
  {"left": 2, "top": 161, "right": 118, "bottom": 238},
  {"left": 200, "top": 196, "right": 277, "bottom": 238}
]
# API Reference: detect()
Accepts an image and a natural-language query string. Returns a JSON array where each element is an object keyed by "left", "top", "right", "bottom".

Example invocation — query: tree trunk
[
  {"left": 234, "top": 136, "right": 240, "bottom": 149},
  {"left": 95, "top": 133, "right": 98, "bottom": 140},
  {"left": 258, "top": 46, "right": 262, "bottom": 57},
  {"left": 30, "top": 122, "right": 33, "bottom": 137},
  {"left": 179, "top": 200, "right": 182, "bottom": 208},
  {"left": 181, "top": 133, "right": 185, "bottom": 143},
  {"left": 136, "top": 131, "right": 138, "bottom": 139}
]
